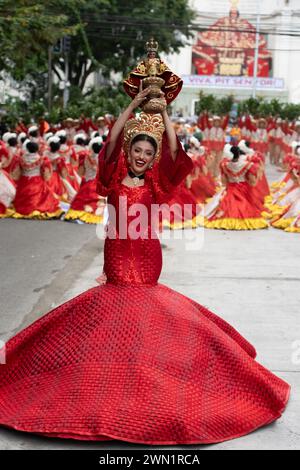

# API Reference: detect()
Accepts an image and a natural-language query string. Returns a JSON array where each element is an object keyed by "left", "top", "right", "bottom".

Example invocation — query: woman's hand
[
  {"left": 158, "top": 91, "right": 167, "bottom": 113},
  {"left": 130, "top": 87, "right": 151, "bottom": 111},
  {"left": 105, "top": 88, "right": 150, "bottom": 160}
]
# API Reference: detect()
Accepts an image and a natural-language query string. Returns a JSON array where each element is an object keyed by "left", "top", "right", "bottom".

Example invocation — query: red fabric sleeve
[
  {"left": 247, "top": 162, "right": 259, "bottom": 176},
  {"left": 250, "top": 155, "right": 261, "bottom": 164},
  {"left": 158, "top": 132, "right": 193, "bottom": 188},
  {"left": 89, "top": 120, "right": 98, "bottom": 131},
  {"left": 77, "top": 151, "right": 86, "bottom": 168},
  {"left": 41, "top": 157, "right": 52, "bottom": 172},
  {"left": 222, "top": 115, "right": 229, "bottom": 130},
  {"left": 96, "top": 131, "right": 124, "bottom": 196},
  {"left": 56, "top": 157, "right": 67, "bottom": 173},
  {"left": 198, "top": 155, "right": 206, "bottom": 169},
  {"left": 0, "top": 142, "right": 9, "bottom": 160},
  {"left": 220, "top": 158, "right": 230, "bottom": 175}
]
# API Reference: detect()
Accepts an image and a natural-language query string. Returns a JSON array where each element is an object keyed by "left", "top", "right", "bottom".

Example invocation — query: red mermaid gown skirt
[
  {"left": 0, "top": 234, "right": 290, "bottom": 444},
  {"left": 13, "top": 175, "right": 60, "bottom": 216}
]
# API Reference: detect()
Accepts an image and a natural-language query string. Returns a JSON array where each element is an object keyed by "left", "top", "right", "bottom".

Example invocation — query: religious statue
[
  {"left": 192, "top": 0, "right": 271, "bottom": 77},
  {"left": 123, "top": 38, "right": 183, "bottom": 113}
]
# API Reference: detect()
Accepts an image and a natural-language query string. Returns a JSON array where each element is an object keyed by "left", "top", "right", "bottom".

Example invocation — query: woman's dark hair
[
  {"left": 92, "top": 142, "right": 103, "bottom": 154},
  {"left": 230, "top": 146, "right": 241, "bottom": 161},
  {"left": 76, "top": 137, "right": 86, "bottom": 146},
  {"left": 29, "top": 130, "right": 38, "bottom": 138},
  {"left": 59, "top": 135, "right": 67, "bottom": 144},
  {"left": 130, "top": 133, "right": 157, "bottom": 155},
  {"left": 20, "top": 136, "right": 27, "bottom": 144},
  {"left": 49, "top": 141, "right": 61, "bottom": 152},
  {"left": 102, "top": 134, "right": 107, "bottom": 142},
  {"left": 8, "top": 137, "right": 17, "bottom": 147},
  {"left": 26, "top": 141, "right": 39, "bottom": 153}
]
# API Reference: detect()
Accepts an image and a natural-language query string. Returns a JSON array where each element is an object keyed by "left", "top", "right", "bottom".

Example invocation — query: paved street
[{"left": 0, "top": 165, "right": 299, "bottom": 450}]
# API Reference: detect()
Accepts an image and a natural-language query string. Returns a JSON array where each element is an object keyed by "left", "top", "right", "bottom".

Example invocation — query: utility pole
[
  {"left": 62, "top": 36, "right": 71, "bottom": 109},
  {"left": 48, "top": 46, "right": 53, "bottom": 113},
  {"left": 63, "top": 54, "right": 69, "bottom": 109},
  {"left": 252, "top": 1, "right": 261, "bottom": 98}
]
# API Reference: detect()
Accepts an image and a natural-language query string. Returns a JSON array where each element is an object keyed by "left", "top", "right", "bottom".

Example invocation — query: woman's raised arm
[
  {"left": 161, "top": 108, "right": 178, "bottom": 161},
  {"left": 106, "top": 87, "right": 151, "bottom": 161}
]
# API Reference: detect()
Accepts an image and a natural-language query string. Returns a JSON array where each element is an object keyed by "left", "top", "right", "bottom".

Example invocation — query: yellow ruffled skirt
[{"left": 64, "top": 209, "right": 103, "bottom": 224}]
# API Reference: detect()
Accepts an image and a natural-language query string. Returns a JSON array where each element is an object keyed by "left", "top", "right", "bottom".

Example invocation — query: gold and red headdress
[{"left": 123, "top": 112, "right": 165, "bottom": 161}]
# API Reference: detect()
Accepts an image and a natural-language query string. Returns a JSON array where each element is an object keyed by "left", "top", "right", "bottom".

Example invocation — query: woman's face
[{"left": 129, "top": 140, "right": 156, "bottom": 175}]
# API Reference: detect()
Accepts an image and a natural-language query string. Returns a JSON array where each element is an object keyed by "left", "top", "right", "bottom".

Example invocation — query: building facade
[{"left": 162, "top": 0, "right": 300, "bottom": 115}]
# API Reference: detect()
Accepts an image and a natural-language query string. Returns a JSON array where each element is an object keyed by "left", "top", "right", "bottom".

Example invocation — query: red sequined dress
[{"left": 0, "top": 133, "right": 290, "bottom": 445}]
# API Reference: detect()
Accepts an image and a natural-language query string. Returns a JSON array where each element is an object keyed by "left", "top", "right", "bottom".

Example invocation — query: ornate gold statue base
[{"left": 141, "top": 76, "right": 166, "bottom": 114}]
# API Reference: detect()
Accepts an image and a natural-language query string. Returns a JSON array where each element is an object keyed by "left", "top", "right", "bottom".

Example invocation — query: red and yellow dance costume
[
  {"left": 270, "top": 159, "right": 300, "bottom": 232},
  {"left": 43, "top": 150, "right": 69, "bottom": 201},
  {"left": 247, "top": 152, "right": 272, "bottom": 216},
  {"left": 11, "top": 150, "right": 62, "bottom": 219},
  {"left": 252, "top": 126, "right": 269, "bottom": 155},
  {"left": 65, "top": 149, "right": 105, "bottom": 224},
  {"left": 203, "top": 158, "right": 269, "bottom": 230},
  {"left": 199, "top": 114, "right": 228, "bottom": 176},
  {"left": 0, "top": 121, "right": 290, "bottom": 444},
  {"left": 0, "top": 167, "right": 16, "bottom": 218},
  {"left": 187, "top": 147, "right": 218, "bottom": 204},
  {"left": 0, "top": 144, "right": 16, "bottom": 217},
  {"left": 0, "top": 141, "right": 20, "bottom": 181},
  {"left": 58, "top": 143, "right": 81, "bottom": 198},
  {"left": 159, "top": 178, "right": 203, "bottom": 230}
]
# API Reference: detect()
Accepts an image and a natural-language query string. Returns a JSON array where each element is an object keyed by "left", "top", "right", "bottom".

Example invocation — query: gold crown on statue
[
  {"left": 123, "top": 112, "right": 165, "bottom": 160},
  {"left": 145, "top": 37, "right": 159, "bottom": 53},
  {"left": 230, "top": 0, "right": 239, "bottom": 8}
]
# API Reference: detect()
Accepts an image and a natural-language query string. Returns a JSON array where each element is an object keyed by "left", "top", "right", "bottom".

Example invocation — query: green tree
[
  {"left": 195, "top": 92, "right": 217, "bottom": 114},
  {"left": 51, "top": 0, "right": 195, "bottom": 92},
  {"left": 215, "top": 95, "right": 235, "bottom": 115},
  {"left": 0, "top": 0, "right": 80, "bottom": 80},
  {"left": 1, "top": 0, "right": 195, "bottom": 109}
]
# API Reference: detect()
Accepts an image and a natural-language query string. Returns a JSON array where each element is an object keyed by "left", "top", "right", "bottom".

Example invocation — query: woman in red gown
[
  {"left": 204, "top": 146, "right": 269, "bottom": 230},
  {"left": 187, "top": 142, "right": 217, "bottom": 204},
  {"left": 43, "top": 136, "right": 69, "bottom": 201},
  {"left": 238, "top": 140, "right": 271, "bottom": 216},
  {"left": 0, "top": 135, "right": 20, "bottom": 181},
  {"left": 0, "top": 163, "right": 16, "bottom": 218},
  {"left": 11, "top": 140, "right": 62, "bottom": 219},
  {"left": 64, "top": 137, "right": 106, "bottom": 224},
  {"left": 0, "top": 92, "right": 290, "bottom": 444}
]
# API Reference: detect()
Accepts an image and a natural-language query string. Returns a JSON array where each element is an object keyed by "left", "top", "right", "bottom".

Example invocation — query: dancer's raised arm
[
  {"left": 161, "top": 107, "right": 178, "bottom": 161},
  {"left": 106, "top": 87, "right": 151, "bottom": 160}
]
